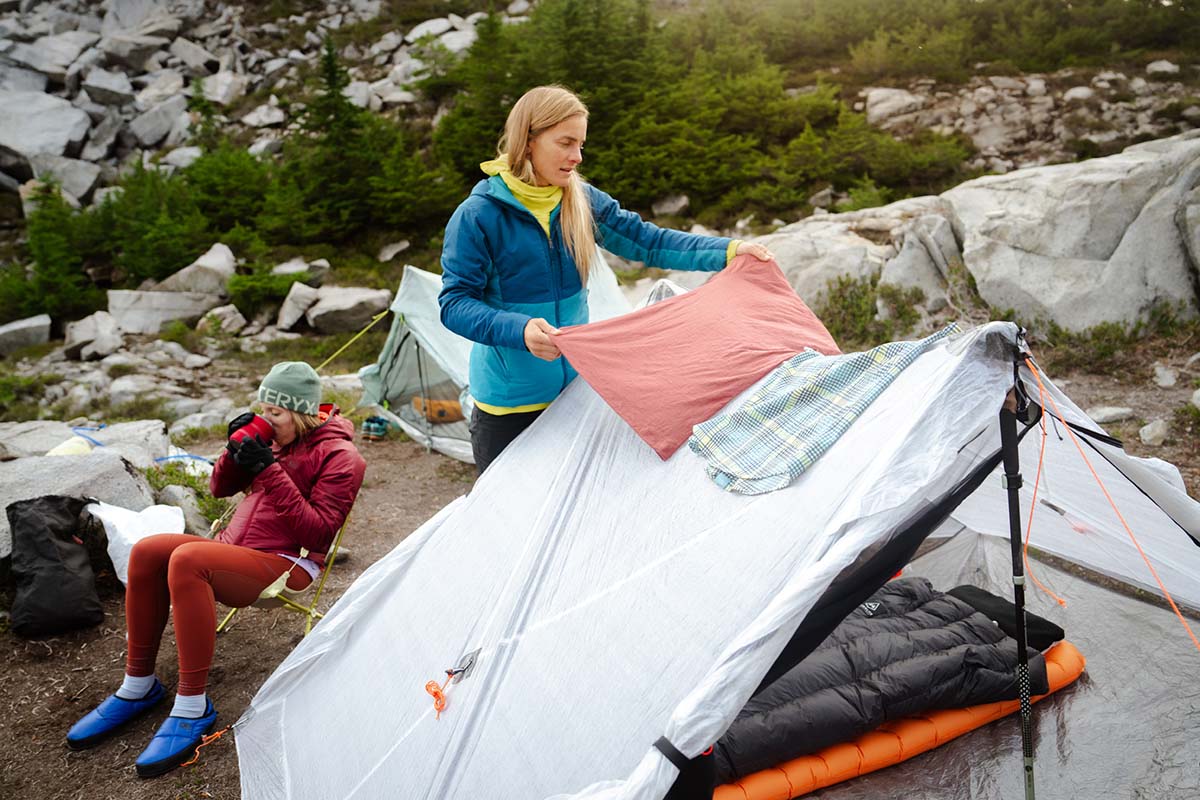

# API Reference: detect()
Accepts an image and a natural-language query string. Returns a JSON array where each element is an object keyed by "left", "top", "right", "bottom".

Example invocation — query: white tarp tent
[
  {"left": 359, "top": 254, "right": 633, "bottom": 462},
  {"left": 237, "top": 319, "right": 1200, "bottom": 800}
]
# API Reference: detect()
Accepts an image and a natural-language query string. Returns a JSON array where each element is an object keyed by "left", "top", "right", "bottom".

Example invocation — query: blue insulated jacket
[{"left": 439, "top": 176, "right": 732, "bottom": 409}]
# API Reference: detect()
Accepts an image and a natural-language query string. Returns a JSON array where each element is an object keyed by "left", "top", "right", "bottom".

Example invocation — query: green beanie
[{"left": 257, "top": 362, "right": 321, "bottom": 416}]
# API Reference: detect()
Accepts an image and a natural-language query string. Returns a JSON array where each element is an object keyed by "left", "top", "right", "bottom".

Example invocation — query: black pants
[{"left": 469, "top": 406, "right": 543, "bottom": 475}]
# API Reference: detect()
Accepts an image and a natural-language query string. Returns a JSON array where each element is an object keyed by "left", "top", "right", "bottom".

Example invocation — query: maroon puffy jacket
[{"left": 211, "top": 407, "right": 365, "bottom": 567}]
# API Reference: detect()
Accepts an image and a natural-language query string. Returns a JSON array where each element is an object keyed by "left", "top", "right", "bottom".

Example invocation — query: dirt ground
[
  {"left": 0, "top": 434, "right": 475, "bottom": 800},
  {"left": 2, "top": 351, "right": 1200, "bottom": 800}
]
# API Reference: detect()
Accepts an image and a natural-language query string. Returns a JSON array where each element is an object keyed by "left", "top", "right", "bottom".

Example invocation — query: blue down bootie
[
  {"left": 66, "top": 679, "right": 167, "bottom": 750},
  {"left": 134, "top": 700, "right": 218, "bottom": 778}
]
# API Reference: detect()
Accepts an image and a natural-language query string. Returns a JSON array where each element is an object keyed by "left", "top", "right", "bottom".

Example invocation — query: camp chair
[{"left": 216, "top": 513, "right": 352, "bottom": 636}]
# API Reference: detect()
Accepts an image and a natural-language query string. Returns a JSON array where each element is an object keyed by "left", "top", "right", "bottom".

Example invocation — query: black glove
[
  {"left": 227, "top": 435, "right": 275, "bottom": 476},
  {"left": 227, "top": 411, "right": 256, "bottom": 439}
]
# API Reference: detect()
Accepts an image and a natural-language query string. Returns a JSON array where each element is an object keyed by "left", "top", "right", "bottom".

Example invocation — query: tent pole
[{"left": 999, "top": 400, "right": 1036, "bottom": 800}]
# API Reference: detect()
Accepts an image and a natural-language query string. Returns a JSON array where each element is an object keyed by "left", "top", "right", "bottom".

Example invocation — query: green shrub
[
  {"left": 227, "top": 270, "right": 310, "bottom": 319},
  {"left": 835, "top": 175, "right": 893, "bottom": 212},
  {"left": 159, "top": 319, "right": 203, "bottom": 352},
  {"left": 815, "top": 274, "right": 923, "bottom": 349},
  {"left": 0, "top": 372, "right": 61, "bottom": 422},
  {"left": 98, "top": 164, "right": 212, "bottom": 284},
  {"left": 11, "top": 184, "right": 104, "bottom": 324},
  {"left": 184, "top": 144, "right": 271, "bottom": 233}
]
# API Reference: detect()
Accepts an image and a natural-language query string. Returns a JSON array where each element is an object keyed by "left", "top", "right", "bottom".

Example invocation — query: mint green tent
[{"left": 359, "top": 259, "right": 632, "bottom": 462}]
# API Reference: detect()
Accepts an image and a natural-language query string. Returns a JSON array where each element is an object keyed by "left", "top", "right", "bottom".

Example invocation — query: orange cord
[
  {"left": 180, "top": 725, "right": 231, "bottom": 767},
  {"left": 1024, "top": 357, "right": 1200, "bottom": 654},
  {"left": 1021, "top": 364, "right": 1068, "bottom": 607},
  {"left": 425, "top": 675, "right": 451, "bottom": 720}
]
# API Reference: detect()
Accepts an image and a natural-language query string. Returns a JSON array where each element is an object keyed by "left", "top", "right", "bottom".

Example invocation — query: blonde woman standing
[{"left": 439, "top": 85, "right": 773, "bottom": 473}]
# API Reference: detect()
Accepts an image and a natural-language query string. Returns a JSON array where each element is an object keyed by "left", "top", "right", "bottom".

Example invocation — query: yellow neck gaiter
[{"left": 481, "top": 156, "right": 562, "bottom": 238}]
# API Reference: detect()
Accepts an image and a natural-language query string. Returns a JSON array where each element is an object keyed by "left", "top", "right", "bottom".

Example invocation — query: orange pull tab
[{"left": 425, "top": 678, "right": 449, "bottom": 719}]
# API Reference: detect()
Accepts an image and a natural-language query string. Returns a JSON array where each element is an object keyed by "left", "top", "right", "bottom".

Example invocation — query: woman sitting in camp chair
[{"left": 65, "top": 361, "right": 366, "bottom": 778}]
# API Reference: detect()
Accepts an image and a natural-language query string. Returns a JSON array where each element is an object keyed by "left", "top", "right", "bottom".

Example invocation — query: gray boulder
[
  {"left": 156, "top": 243, "right": 236, "bottom": 295},
  {"left": 102, "top": 0, "right": 166, "bottom": 35},
  {"left": 107, "top": 289, "right": 223, "bottom": 334},
  {"left": 651, "top": 194, "right": 689, "bottom": 217},
  {"left": 134, "top": 69, "right": 183, "bottom": 109},
  {"left": 864, "top": 87, "right": 925, "bottom": 127},
  {"left": 0, "top": 313, "right": 50, "bottom": 356},
  {"left": 85, "top": 419, "right": 170, "bottom": 468},
  {"left": 440, "top": 28, "right": 477, "bottom": 55},
  {"left": 82, "top": 67, "right": 135, "bottom": 104},
  {"left": 756, "top": 196, "right": 960, "bottom": 305},
  {"left": 1147, "top": 60, "right": 1180, "bottom": 76},
  {"left": 64, "top": 310, "right": 123, "bottom": 360},
  {"left": 0, "top": 63, "right": 49, "bottom": 93},
  {"left": 3, "top": 30, "right": 100, "bottom": 82},
  {"left": 197, "top": 304, "right": 248, "bottom": 335},
  {"left": 29, "top": 154, "right": 101, "bottom": 202},
  {"left": 98, "top": 32, "right": 170, "bottom": 69},
  {"left": 107, "top": 373, "right": 175, "bottom": 408},
  {"left": 168, "top": 411, "right": 224, "bottom": 438},
  {"left": 0, "top": 91, "right": 91, "bottom": 160},
  {"left": 79, "top": 108, "right": 123, "bottom": 162},
  {"left": 277, "top": 281, "right": 321, "bottom": 330},
  {"left": 0, "top": 420, "right": 74, "bottom": 460},
  {"left": 129, "top": 93, "right": 187, "bottom": 147},
  {"left": 156, "top": 484, "right": 209, "bottom": 536},
  {"left": 162, "top": 145, "right": 202, "bottom": 168},
  {"left": 203, "top": 70, "right": 247, "bottom": 106},
  {"left": 878, "top": 214, "right": 962, "bottom": 312},
  {"left": 242, "top": 103, "right": 286, "bottom": 127},
  {"left": 272, "top": 256, "right": 329, "bottom": 285},
  {"left": 169, "top": 37, "right": 218, "bottom": 75},
  {"left": 0, "top": 450, "right": 154, "bottom": 558},
  {"left": 406, "top": 18, "right": 453, "bottom": 42},
  {"left": 942, "top": 131, "right": 1200, "bottom": 332},
  {"left": 305, "top": 287, "right": 392, "bottom": 333}
]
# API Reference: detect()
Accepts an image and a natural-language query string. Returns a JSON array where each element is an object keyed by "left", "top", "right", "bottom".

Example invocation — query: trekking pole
[{"left": 999, "top": 381, "right": 1036, "bottom": 800}]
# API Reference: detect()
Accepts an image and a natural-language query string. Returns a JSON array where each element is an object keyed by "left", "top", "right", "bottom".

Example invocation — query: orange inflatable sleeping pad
[{"left": 714, "top": 640, "right": 1086, "bottom": 800}]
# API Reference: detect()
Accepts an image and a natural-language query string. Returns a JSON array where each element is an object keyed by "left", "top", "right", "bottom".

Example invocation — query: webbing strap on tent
[{"left": 653, "top": 736, "right": 689, "bottom": 771}]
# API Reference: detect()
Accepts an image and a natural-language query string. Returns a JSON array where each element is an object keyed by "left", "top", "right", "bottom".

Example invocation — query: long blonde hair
[{"left": 498, "top": 85, "right": 595, "bottom": 283}]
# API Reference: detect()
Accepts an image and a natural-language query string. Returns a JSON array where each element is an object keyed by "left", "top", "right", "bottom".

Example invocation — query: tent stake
[{"left": 999, "top": 402, "right": 1036, "bottom": 800}]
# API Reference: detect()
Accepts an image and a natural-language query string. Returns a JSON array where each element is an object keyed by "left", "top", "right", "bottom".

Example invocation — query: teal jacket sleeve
[
  {"left": 438, "top": 199, "right": 532, "bottom": 351},
  {"left": 587, "top": 184, "right": 731, "bottom": 272}
]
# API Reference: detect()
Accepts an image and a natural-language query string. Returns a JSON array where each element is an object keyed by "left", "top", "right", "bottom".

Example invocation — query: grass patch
[
  {"left": 1029, "top": 302, "right": 1200, "bottom": 379},
  {"left": 0, "top": 372, "right": 62, "bottom": 422},
  {"left": 160, "top": 320, "right": 203, "bottom": 353},
  {"left": 436, "top": 457, "right": 475, "bottom": 485},
  {"left": 173, "top": 424, "right": 228, "bottom": 449},
  {"left": 144, "top": 461, "right": 232, "bottom": 522},
  {"left": 226, "top": 327, "right": 390, "bottom": 377},
  {"left": 90, "top": 395, "right": 173, "bottom": 424}
]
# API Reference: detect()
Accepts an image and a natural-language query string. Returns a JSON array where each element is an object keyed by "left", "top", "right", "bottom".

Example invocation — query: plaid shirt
[{"left": 688, "top": 324, "right": 961, "bottom": 495}]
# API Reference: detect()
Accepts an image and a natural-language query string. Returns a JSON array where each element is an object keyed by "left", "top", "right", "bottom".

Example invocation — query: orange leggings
[{"left": 124, "top": 534, "right": 313, "bottom": 695}]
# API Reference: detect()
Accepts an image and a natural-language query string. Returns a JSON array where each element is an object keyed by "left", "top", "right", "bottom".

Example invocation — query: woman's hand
[
  {"left": 228, "top": 435, "right": 275, "bottom": 476},
  {"left": 524, "top": 318, "right": 561, "bottom": 361},
  {"left": 736, "top": 241, "right": 775, "bottom": 262}
]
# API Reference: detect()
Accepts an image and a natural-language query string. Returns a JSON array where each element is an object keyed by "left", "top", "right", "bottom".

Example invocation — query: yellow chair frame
[{"left": 216, "top": 514, "right": 352, "bottom": 637}]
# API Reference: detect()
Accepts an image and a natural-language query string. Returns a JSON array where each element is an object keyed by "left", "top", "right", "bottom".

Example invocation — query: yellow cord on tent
[
  {"left": 1024, "top": 357, "right": 1200, "bottom": 654},
  {"left": 1022, "top": 362, "right": 1068, "bottom": 607},
  {"left": 314, "top": 310, "right": 389, "bottom": 375}
]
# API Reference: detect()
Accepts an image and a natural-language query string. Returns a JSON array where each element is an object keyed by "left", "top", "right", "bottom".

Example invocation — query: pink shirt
[{"left": 555, "top": 256, "right": 841, "bottom": 459}]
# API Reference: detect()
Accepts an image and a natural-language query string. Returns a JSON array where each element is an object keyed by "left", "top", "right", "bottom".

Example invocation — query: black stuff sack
[{"left": 8, "top": 495, "right": 104, "bottom": 637}]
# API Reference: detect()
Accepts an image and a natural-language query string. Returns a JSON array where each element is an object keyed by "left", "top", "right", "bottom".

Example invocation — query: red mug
[{"left": 229, "top": 414, "right": 275, "bottom": 445}]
